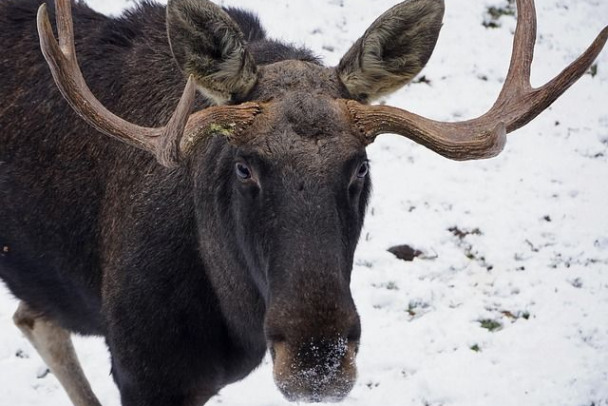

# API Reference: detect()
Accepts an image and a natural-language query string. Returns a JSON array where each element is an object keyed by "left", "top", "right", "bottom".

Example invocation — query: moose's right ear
[
  {"left": 337, "top": 0, "right": 444, "bottom": 103},
  {"left": 167, "top": 0, "right": 258, "bottom": 105}
]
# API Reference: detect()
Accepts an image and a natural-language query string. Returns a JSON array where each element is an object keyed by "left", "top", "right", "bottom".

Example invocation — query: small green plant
[
  {"left": 589, "top": 64, "right": 598, "bottom": 78},
  {"left": 406, "top": 301, "right": 429, "bottom": 317},
  {"left": 407, "top": 302, "right": 417, "bottom": 317},
  {"left": 479, "top": 319, "right": 502, "bottom": 332},
  {"left": 470, "top": 344, "right": 481, "bottom": 352},
  {"left": 385, "top": 281, "right": 399, "bottom": 291},
  {"left": 483, "top": 1, "right": 516, "bottom": 29},
  {"left": 448, "top": 226, "right": 482, "bottom": 239},
  {"left": 487, "top": 5, "right": 515, "bottom": 20}
]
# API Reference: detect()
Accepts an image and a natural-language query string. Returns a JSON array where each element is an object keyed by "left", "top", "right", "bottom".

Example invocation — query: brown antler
[
  {"left": 37, "top": 0, "right": 261, "bottom": 168},
  {"left": 343, "top": 0, "right": 608, "bottom": 161}
]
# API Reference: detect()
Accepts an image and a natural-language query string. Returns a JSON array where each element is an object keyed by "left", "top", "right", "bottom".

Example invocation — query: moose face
[
  {"left": 234, "top": 125, "right": 368, "bottom": 401},
  {"left": 182, "top": 58, "right": 373, "bottom": 401},
  {"left": 221, "top": 61, "right": 369, "bottom": 402}
]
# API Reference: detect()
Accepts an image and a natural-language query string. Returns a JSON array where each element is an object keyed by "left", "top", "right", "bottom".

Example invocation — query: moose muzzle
[{"left": 265, "top": 297, "right": 360, "bottom": 403}]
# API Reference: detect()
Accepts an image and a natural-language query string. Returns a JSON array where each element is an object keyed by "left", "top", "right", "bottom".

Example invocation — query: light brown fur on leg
[{"left": 13, "top": 302, "right": 102, "bottom": 406}]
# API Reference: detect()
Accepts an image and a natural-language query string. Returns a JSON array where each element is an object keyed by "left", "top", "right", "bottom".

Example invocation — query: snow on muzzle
[
  {"left": 265, "top": 302, "right": 361, "bottom": 403},
  {"left": 270, "top": 336, "right": 359, "bottom": 402}
]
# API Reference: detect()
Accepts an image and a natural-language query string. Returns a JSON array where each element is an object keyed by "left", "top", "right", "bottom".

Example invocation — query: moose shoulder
[{"left": 0, "top": 0, "right": 606, "bottom": 405}]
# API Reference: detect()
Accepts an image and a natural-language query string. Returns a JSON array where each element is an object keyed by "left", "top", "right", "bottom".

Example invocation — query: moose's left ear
[
  {"left": 337, "top": 0, "right": 444, "bottom": 102},
  {"left": 167, "top": 0, "right": 258, "bottom": 105}
]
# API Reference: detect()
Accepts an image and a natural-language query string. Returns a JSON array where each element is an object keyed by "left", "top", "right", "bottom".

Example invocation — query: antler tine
[
  {"left": 345, "top": 0, "right": 608, "bottom": 161},
  {"left": 37, "top": 0, "right": 262, "bottom": 167},
  {"left": 54, "top": 0, "right": 75, "bottom": 57},
  {"left": 501, "top": 0, "right": 536, "bottom": 94},
  {"left": 489, "top": 0, "right": 608, "bottom": 132},
  {"left": 527, "top": 25, "right": 608, "bottom": 128}
]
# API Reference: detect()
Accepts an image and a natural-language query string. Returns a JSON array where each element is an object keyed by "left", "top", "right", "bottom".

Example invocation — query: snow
[{"left": 1, "top": 0, "right": 607, "bottom": 405}]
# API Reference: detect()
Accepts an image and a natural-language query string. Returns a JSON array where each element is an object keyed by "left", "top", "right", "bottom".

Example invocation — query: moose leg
[{"left": 13, "top": 301, "right": 102, "bottom": 406}]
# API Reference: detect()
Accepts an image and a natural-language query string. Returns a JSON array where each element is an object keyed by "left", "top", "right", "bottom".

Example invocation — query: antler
[
  {"left": 37, "top": 0, "right": 261, "bottom": 168},
  {"left": 343, "top": 0, "right": 608, "bottom": 161}
]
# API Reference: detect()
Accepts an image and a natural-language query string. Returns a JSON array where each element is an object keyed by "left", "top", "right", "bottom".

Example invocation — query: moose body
[{"left": 1, "top": 0, "right": 606, "bottom": 405}]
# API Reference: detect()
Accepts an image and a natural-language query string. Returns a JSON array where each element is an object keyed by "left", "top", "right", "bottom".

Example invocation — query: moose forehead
[
  {"left": 237, "top": 60, "right": 364, "bottom": 162},
  {"left": 251, "top": 60, "right": 346, "bottom": 100}
]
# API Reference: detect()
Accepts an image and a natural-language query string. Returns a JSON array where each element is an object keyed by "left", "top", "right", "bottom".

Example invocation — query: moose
[{"left": 0, "top": 0, "right": 606, "bottom": 404}]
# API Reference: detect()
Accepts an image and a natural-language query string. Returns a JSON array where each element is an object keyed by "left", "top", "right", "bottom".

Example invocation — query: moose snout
[
  {"left": 270, "top": 337, "right": 359, "bottom": 403},
  {"left": 265, "top": 304, "right": 360, "bottom": 403}
]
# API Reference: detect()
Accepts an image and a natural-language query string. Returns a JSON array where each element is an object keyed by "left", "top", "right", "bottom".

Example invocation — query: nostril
[{"left": 266, "top": 332, "right": 287, "bottom": 361}]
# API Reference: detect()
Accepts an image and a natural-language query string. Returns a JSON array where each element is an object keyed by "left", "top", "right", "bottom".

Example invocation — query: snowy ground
[{"left": 1, "top": 0, "right": 607, "bottom": 405}]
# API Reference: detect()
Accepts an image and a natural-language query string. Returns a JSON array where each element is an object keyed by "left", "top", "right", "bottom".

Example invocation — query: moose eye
[
  {"left": 356, "top": 161, "right": 369, "bottom": 179},
  {"left": 235, "top": 162, "right": 252, "bottom": 180}
]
